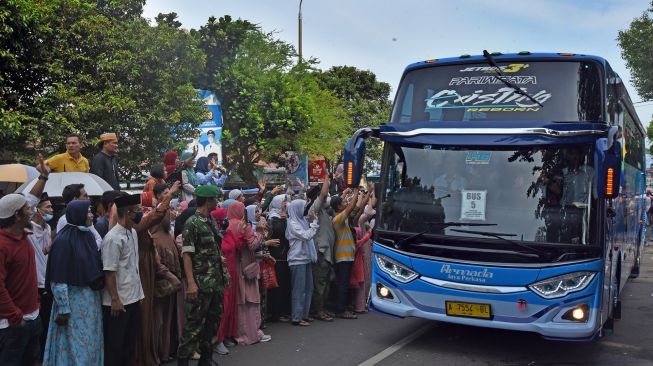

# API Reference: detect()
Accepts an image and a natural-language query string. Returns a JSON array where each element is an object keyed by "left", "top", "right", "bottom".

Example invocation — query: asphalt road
[{"left": 173, "top": 245, "right": 653, "bottom": 366}]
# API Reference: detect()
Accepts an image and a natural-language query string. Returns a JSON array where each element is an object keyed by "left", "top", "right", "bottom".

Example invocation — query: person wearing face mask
[
  {"left": 27, "top": 194, "right": 54, "bottom": 362},
  {"left": 101, "top": 192, "right": 145, "bottom": 366},
  {"left": 0, "top": 156, "right": 49, "bottom": 366},
  {"left": 43, "top": 200, "right": 105, "bottom": 365}
]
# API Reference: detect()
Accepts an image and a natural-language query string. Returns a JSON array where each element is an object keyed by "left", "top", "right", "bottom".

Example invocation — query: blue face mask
[
  {"left": 42, "top": 213, "right": 54, "bottom": 222},
  {"left": 77, "top": 226, "right": 91, "bottom": 232},
  {"left": 133, "top": 212, "right": 144, "bottom": 225}
]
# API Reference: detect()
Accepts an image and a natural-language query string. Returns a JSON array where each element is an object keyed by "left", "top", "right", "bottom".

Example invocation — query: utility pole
[{"left": 298, "top": 0, "right": 303, "bottom": 62}]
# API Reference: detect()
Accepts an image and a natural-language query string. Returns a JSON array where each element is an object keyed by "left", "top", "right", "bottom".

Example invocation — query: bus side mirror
[
  {"left": 344, "top": 128, "right": 373, "bottom": 188},
  {"left": 595, "top": 137, "right": 621, "bottom": 199}
]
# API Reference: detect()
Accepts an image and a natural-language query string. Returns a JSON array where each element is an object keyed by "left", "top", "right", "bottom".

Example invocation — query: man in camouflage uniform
[{"left": 178, "top": 185, "right": 229, "bottom": 366}]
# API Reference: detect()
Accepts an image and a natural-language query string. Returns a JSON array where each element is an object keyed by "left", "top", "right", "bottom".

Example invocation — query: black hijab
[{"left": 46, "top": 200, "right": 104, "bottom": 289}]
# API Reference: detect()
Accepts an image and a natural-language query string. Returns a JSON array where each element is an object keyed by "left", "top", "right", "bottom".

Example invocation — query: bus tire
[
  {"left": 613, "top": 261, "right": 622, "bottom": 321},
  {"left": 630, "top": 248, "right": 641, "bottom": 279}
]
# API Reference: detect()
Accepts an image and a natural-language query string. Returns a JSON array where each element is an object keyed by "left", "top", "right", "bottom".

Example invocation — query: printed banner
[
  {"left": 309, "top": 160, "right": 327, "bottom": 183},
  {"left": 285, "top": 151, "right": 308, "bottom": 191},
  {"left": 186, "top": 89, "right": 223, "bottom": 164}
]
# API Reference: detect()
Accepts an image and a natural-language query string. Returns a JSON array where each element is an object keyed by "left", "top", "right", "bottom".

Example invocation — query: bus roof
[{"left": 405, "top": 52, "right": 608, "bottom": 73}]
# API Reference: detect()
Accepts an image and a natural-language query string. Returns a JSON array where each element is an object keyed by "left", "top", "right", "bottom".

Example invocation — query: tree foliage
[
  {"left": 0, "top": 0, "right": 205, "bottom": 180},
  {"left": 316, "top": 66, "right": 393, "bottom": 171},
  {"left": 1, "top": 3, "right": 391, "bottom": 184},
  {"left": 195, "top": 16, "right": 351, "bottom": 183},
  {"left": 618, "top": 2, "right": 653, "bottom": 101},
  {"left": 619, "top": 1, "right": 653, "bottom": 152}
]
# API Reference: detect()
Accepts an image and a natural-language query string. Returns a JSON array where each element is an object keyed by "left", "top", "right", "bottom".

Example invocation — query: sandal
[
  {"left": 279, "top": 315, "right": 291, "bottom": 322},
  {"left": 314, "top": 311, "right": 334, "bottom": 322},
  {"left": 292, "top": 320, "right": 311, "bottom": 326},
  {"left": 336, "top": 311, "right": 358, "bottom": 319},
  {"left": 303, "top": 317, "right": 315, "bottom": 322}
]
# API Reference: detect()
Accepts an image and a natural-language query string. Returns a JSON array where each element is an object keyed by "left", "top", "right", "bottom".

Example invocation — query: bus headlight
[
  {"left": 528, "top": 272, "right": 596, "bottom": 299},
  {"left": 375, "top": 254, "right": 419, "bottom": 283}
]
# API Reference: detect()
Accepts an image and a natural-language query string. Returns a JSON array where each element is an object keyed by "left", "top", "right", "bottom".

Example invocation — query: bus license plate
[{"left": 445, "top": 301, "right": 491, "bottom": 319}]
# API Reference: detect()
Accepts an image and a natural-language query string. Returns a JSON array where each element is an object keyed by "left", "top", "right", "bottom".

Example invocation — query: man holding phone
[{"left": 330, "top": 187, "right": 359, "bottom": 319}]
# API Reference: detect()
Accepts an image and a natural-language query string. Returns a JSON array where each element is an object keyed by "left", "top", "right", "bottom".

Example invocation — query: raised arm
[
  {"left": 342, "top": 188, "right": 360, "bottom": 218},
  {"left": 319, "top": 177, "right": 330, "bottom": 203}
]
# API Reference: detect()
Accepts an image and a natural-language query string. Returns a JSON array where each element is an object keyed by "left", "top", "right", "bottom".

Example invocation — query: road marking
[
  {"left": 358, "top": 323, "right": 433, "bottom": 366},
  {"left": 601, "top": 341, "right": 642, "bottom": 351}
]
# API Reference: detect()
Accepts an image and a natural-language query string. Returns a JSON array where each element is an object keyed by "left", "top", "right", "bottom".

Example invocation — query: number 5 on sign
[{"left": 460, "top": 190, "right": 487, "bottom": 221}]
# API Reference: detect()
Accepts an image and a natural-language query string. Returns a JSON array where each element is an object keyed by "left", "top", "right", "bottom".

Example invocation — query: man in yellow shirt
[{"left": 45, "top": 134, "right": 90, "bottom": 173}]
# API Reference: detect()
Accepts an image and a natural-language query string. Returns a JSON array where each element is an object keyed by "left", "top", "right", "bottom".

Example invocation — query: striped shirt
[{"left": 332, "top": 211, "right": 355, "bottom": 263}]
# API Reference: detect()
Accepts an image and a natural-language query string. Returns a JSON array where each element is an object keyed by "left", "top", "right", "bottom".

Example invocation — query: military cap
[{"left": 194, "top": 185, "right": 221, "bottom": 198}]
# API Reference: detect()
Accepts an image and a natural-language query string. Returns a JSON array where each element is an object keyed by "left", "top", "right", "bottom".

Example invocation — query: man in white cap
[
  {"left": 0, "top": 157, "right": 49, "bottom": 366},
  {"left": 228, "top": 189, "right": 244, "bottom": 202}
]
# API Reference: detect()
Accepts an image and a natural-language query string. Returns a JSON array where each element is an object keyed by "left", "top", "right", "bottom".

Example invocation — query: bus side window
[{"left": 399, "top": 83, "right": 414, "bottom": 123}]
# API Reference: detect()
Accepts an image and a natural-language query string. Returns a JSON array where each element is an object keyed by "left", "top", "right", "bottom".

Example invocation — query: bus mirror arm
[
  {"left": 607, "top": 126, "right": 619, "bottom": 153},
  {"left": 343, "top": 127, "right": 380, "bottom": 188}
]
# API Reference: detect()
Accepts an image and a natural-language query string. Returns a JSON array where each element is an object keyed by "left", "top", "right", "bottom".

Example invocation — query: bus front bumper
[{"left": 370, "top": 277, "right": 601, "bottom": 341}]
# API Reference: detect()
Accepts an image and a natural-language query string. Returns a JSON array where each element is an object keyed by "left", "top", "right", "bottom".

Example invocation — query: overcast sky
[{"left": 143, "top": 0, "right": 653, "bottom": 124}]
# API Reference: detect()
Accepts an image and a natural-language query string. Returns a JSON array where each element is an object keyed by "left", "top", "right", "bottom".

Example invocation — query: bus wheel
[
  {"left": 630, "top": 249, "right": 641, "bottom": 279},
  {"left": 613, "top": 263, "right": 622, "bottom": 321}
]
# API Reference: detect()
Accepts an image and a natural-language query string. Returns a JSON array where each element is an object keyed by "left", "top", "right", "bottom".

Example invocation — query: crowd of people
[{"left": 0, "top": 134, "right": 377, "bottom": 366}]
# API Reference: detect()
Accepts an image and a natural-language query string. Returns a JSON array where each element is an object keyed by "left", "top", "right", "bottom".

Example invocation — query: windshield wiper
[
  {"left": 449, "top": 228, "right": 549, "bottom": 259},
  {"left": 482, "top": 50, "right": 543, "bottom": 108},
  {"left": 392, "top": 222, "right": 497, "bottom": 249},
  {"left": 425, "top": 222, "right": 497, "bottom": 228},
  {"left": 395, "top": 229, "right": 429, "bottom": 250}
]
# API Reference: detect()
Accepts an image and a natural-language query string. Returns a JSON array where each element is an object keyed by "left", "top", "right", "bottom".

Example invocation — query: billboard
[{"left": 186, "top": 90, "right": 223, "bottom": 164}]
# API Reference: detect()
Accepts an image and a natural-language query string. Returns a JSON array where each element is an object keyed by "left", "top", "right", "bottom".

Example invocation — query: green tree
[
  {"left": 618, "top": 2, "right": 653, "bottom": 101},
  {"left": 0, "top": 0, "right": 57, "bottom": 161},
  {"left": 1, "top": 1, "right": 206, "bottom": 180},
  {"left": 316, "top": 66, "right": 393, "bottom": 171},
  {"left": 196, "top": 16, "right": 350, "bottom": 183},
  {"left": 618, "top": 1, "right": 653, "bottom": 152}
]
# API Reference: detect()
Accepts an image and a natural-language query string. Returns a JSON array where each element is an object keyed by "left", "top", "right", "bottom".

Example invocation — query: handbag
[
  {"left": 242, "top": 261, "right": 260, "bottom": 280},
  {"left": 154, "top": 277, "right": 181, "bottom": 298},
  {"left": 260, "top": 259, "right": 279, "bottom": 289}
]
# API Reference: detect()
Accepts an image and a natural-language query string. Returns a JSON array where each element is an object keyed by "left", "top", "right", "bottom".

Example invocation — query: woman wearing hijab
[
  {"left": 266, "top": 194, "right": 292, "bottom": 322},
  {"left": 285, "top": 199, "right": 319, "bottom": 326},
  {"left": 150, "top": 199, "right": 182, "bottom": 363},
  {"left": 163, "top": 151, "right": 179, "bottom": 178},
  {"left": 194, "top": 157, "right": 213, "bottom": 185},
  {"left": 247, "top": 203, "right": 271, "bottom": 330},
  {"left": 180, "top": 151, "right": 199, "bottom": 202},
  {"left": 228, "top": 202, "right": 274, "bottom": 344},
  {"left": 43, "top": 200, "right": 104, "bottom": 366},
  {"left": 215, "top": 203, "right": 242, "bottom": 352}
]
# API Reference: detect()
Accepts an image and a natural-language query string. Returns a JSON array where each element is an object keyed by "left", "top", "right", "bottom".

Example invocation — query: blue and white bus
[{"left": 344, "top": 52, "right": 646, "bottom": 340}]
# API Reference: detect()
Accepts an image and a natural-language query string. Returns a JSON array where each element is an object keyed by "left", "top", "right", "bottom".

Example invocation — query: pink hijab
[{"left": 226, "top": 202, "right": 251, "bottom": 237}]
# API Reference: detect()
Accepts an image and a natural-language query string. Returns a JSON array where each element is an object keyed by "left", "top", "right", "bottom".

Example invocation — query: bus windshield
[
  {"left": 379, "top": 143, "right": 598, "bottom": 247},
  {"left": 391, "top": 61, "right": 603, "bottom": 123}
]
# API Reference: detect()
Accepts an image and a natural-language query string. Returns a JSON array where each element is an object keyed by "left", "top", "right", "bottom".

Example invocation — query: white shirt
[
  {"left": 57, "top": 214, "right": 102, "bottom": 250},
  {"left": 28, "top": 220, "right": 51, "bottom": 289},
  {"left": 101, "top": 224, "right": 144, "bottom": 306}
]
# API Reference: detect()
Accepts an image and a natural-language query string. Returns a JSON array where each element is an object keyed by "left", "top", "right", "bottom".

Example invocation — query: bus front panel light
[
  {"left": 375, "top": 254, "right": 419, "bottom": 283},
  {"left": 562, "top": 303, "right": 589, "bottom": 322},
  {"left": 377, "top": 283, "right": 394, "bottom": 300},
  {"left": 528, "top": 272, "right": 596, "bottom": 299}
]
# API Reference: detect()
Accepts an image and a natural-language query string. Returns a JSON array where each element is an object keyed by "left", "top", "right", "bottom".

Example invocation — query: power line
[{"left": 634, "top": 100, "right": 653, "bottom": 106}]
